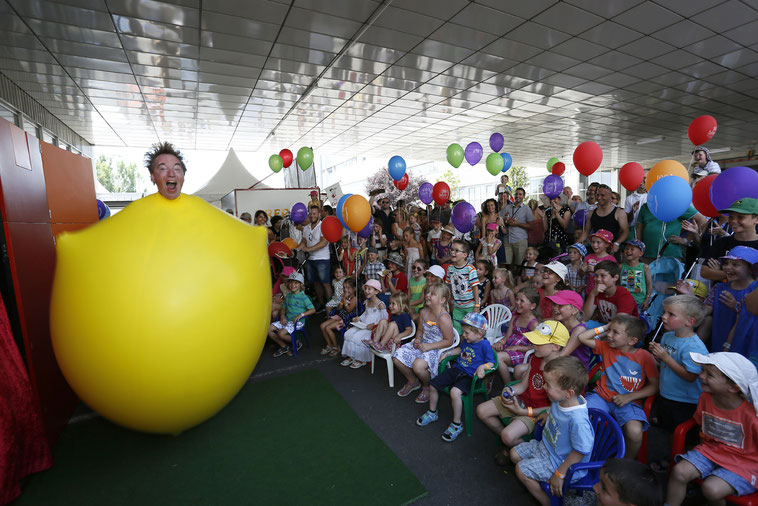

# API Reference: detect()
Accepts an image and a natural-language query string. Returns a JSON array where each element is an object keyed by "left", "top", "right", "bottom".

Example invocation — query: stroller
[{"left": 640, "top": 256, "right": 684, "bottom": 336}]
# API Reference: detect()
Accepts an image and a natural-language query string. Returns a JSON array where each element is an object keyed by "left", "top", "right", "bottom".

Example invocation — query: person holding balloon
[{"left": 542, "top": 197, "right": 572, "bottom": 255}]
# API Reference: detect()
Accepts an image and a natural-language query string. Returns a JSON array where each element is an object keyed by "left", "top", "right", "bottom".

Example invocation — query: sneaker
[
  {"left": 416, "top": 410, "right": 439, "bottom": 426},
  {"left": 397, "top": 381, "right": 421, "bottom": 397},
  {"left": 414, "top": 387, "right": 430, "bottom": 404},
  {"left": 340, "top": 358, "right": 354, "bottom": 367},
  {"left": 273, "top": 346, "right": 289, "bottom": 358},
  {"left": 442, "top": 422, "right": 463, "bottom": 442}
]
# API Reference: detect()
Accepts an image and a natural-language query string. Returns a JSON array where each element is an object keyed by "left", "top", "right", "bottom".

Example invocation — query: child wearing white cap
[{"left": 667, "top": 352, "right": 758, "bottom": 505}]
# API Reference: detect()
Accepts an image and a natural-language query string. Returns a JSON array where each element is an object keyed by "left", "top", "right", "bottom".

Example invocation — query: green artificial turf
[{"left": 18, "top": 369, "right": 427, "bottom": 505}]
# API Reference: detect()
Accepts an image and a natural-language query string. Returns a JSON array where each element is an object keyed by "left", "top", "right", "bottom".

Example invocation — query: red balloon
[
  {"left": 432, "top": 181, "right": 450, "bottom": 205},
  {"left": 551, "top": 162, "right": 565, "bottom": 176},
  {"left": 321, "top": 216, "right": 343, "bottom": 243},
  {"left": 279, "top": 148, "right": 293, "bottom": 168},
  {"left": 692, "top": 174, "right": 719, "bottom": 218},
  {"left": 394, "top": 173, "right": 409, "bottom": 190},
  {"left": 688, "top": 115, "right": 717, "bottom": 146},
  {"left": 619, "top": 162, "right": 645, "bottom": 192},
  {"left": 573, "top": 141, "right": 603, "bottom": 176}
]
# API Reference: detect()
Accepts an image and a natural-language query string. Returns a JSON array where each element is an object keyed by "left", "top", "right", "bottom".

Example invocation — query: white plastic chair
[
  {"left": 370, "top": 320, "right": 416, "bottom": 388},
  {"left": 480, "top": 304, "right": 512, "bottom": 344},
  {"left": 438, "top": 328, "right": 461, "bottom": 361}
]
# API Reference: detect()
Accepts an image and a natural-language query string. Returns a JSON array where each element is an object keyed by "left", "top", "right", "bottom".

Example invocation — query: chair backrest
[
  {"left": 533, "top": 408, "right": 625, "bottom": 461},
  {"left": 440, "top": 328, "right": 461, "bottom": 354},
  {"left": 481, "top": 304, "right": 512, "bottom": 328}
]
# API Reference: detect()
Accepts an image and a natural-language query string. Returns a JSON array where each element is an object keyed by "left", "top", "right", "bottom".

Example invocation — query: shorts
[
  {"left": 271, "top": 320, "right": 305, "bottom": 334},
  {"left": 651, "top": 396, "right": 697, "bottom": 432},
  {"left": 451, "top": 306, "right": 474, "bottom": 335},
  {"left": 513, "top": 439, "right": 555, "bottom": 482},
  {"left": 585, "top": 392, "right": 649, "bottom": 431},
  {"left": 493, "top": 396, "right": 537, "bottom": 433},
  {"left": 305, "top": 259, "right": 330, "bottom": 284},
  {"left": 430, "top": 367, "right": 474, "bottom": 395},
  {"left": 677, "top": 450, "right": 757, "bottom": 496}
]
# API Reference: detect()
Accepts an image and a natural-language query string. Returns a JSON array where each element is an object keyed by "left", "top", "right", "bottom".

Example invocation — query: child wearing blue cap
[
  {"left": 566, "top": 243, "right": 587, "bottom": 295},
  {"left": 416, "top": 312, "right": 495, "bottom": 442}
]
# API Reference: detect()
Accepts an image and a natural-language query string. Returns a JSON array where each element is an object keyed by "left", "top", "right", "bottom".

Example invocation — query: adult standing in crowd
[
  {"left": 480, "top": 198, "right": 500, "bottom": 239},
  {"left": 575, "top": 181, "right": 599, "bottom": 218},
  {"left": 579, "top": 184, "right": 629, "bottom": 253},
  {"left": 299, "top": 205, "right": 332, "bottom": 309},
  {"left": 498, "top": 188, "right": 533, "bottom": 271},
  {"left": 373, "top": 196, "right": 395, "bottom": 241},
  {"left": 636, "top": 202, "right": 704, "bottom": 262},
  {"left": 624, "top": 173, "right": 647, "bottom": 239},
  {"left": 543, "top": 196, "right": 572, "bottom": 254},
  {"left": 527, "top": 199, "right": 545, "bottom": 248}
]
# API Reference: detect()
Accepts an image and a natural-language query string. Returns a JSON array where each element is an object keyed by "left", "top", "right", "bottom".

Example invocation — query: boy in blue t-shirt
[
  {"left": 268, "top": 272, "right": 315, "bottom": 357},
  {"left": 416, "top": 312, "right": 494, "bottom": 442},
  {"left": 510, "top": 355, "right": 594, "bottom": 505},
  {"left": 648, "top": 295, "right": 708, "bottom": 432}
]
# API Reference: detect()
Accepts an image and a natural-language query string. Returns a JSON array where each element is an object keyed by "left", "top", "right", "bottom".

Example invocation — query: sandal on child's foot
[
  {"left": 328, "top": 347, "right": 340, "bottom": 357},
  {"left": 414, "top": 387, "right": 430, "bottom": 404},
  {"left": 340, "top": 358, "right": 354, "bottom": 367},
  {"left": 416, "top": 410, "right": 439, "bottom": 426},
  {"left": 320, "top": 347, "right": 331, "bottom": 355},
  {"left": 349, "top": 360, "right": 366, "bottom": 369},
  {"left": 441, "top": 422, "right": 463, "bottom": 442},
  {"left": 397, "top": 382, "right": 421, "bottom": 397}
]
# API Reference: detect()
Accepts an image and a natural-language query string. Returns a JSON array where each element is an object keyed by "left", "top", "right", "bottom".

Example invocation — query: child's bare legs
[
  {"left": 412, "top": 358, "right": 431, "bottom": 388},
  {"left": 513, "top": 363, "right": 529, "bottom": 380},
  {"left": 428, "top": 385, "right": 439, "bottom": 411},
  {"left": 319, "top": 319, "right": 339, "bottom": 348},
  {"left": 277, "top": 329, "right": 292, "bottom": 346},
  {"left": 510, "top": 448, "right": 550, "bottom": 506},
  {"left": 476, "top": 399, "right": 506, "bottom": 435},
  {"left": 373, "top": 319, "right": 388, "bottom": 343},
  {"left": 700, "top": 476, "right": 735, "bottom": 505},
  {"left": 449, "top": 386, "right": 463, "bottom": 424},
  {"left": 269, "top": 324, "right": 287, "bottom": 348},
  {"left": 667, "top": 460, "right": 703, "bottom": 506},
  {"left": 378, "top": 321, "right": 400, "bottom": 347},
  {"left": 622, "top": 420, "right": 643, "bottom": 459},
  {"left": 497, "top": 351, "right": 514, "bottom": 383}
]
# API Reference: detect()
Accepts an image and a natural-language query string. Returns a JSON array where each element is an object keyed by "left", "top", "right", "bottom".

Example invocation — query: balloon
[
  {"left": 268, "top": 154, "right": 283, "bottom": 173},
  {"left": 96, "top": 199, "right": 110, "bottom": 220},
  {"left": 343, "top": 194, "right": 371, "bottom": 233},
  {"left": 433, "top": 182, "right": 450, "bottom": 205},
  {"left": 336, "top": 193, "right": 353, "bottom": 228},
  {"left": 710, "top": 166, "right": 758, "bottom": 211},
  {"left": 290, "top": 202, "right": 308, "bottom": 224},
  {"left": 688, "top": 115, "right": 717, "bottom": 146},
  {"left": 573, "top": 209, "right": 587, "bottom": 228},
  {"left": 388, "top": 155, "right": 406, "bottom": 181},
  {"left": 465, "top": 142, "right": 483, "bottom": 166},
  {"left": 357, "top": 216, "right": 374, "bottom": 239},
  {"left": 485, "top": 153, "right": 504, "bottom": 175},
  {"left": 446, "top": 144, "right": 464, "bottom": 168},
  {"left": 321, "top": 216, "right": 343, "bottom": 243},
  {"left": 418, "top": 182, "right": 434, "bottom": 205},
  {"left": 646, "top": 160, "right": 688, "bottom": 191},
  {"left": 619, "top": 162, "right": 644, "bottom": 192},
  {"left": 282, "top": 237, "right": 298, "bottom": 250},
  {"left": 279, "top": 149, "right": 293, "bottom": 168},
  {"left": 394, "top": 173, "right": 409, "bottom": 190},
  {"left": 451, "top": 201, "right": 476, "bottom": 233},
  {"left": 647, "top": 176, "right": 693, "bottom": 222},
  {"left": 500, "top": 152, "right": 512, "bottom": 172},
  {"left": 297, "top": 146, "right": 313, "bottom": 170},
  {"left": 551, "top": 162, "right": 566, "bottom": 177},
  {"left": 573, "top": 141, "right": 603, "bottom": 176},
  {"left": 692, "top": 174, "right": 719, "bottom": 218},
  {"left": 542, "top": 174, "right": 564, "bottom": 199},
  {"left": 489, "top": 133, "right": 504, "bottom": 153},
  {"left": 547, "top": 157, "right": 559, "bottom": 172},
  {"left": 50, "top": 194, "right": 269, "bottom": 434}
]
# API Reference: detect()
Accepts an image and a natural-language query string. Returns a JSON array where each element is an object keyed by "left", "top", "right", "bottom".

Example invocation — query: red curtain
[{"left": 1, "top": 292, "right": 52, "bottom": 504}]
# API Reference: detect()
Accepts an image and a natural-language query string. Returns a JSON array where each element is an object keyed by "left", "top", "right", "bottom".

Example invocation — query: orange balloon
[
  {"left": 342, "top": 195, "right": 371, "bottom": 233},
  {"left": 282, "top": 237, "right": 298, "bottom": 250},
  {"left": 646, "top": 160, "right": 688, "bottom": 191}
]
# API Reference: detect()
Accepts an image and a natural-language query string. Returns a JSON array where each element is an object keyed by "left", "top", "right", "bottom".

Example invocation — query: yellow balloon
[
  {"left": 343, "top": 194, "right": 371, "bottom": 233},
  {"left": 646, "top": 159, "right": 689, "bottom": 191},
  {"left": 50, "top": 193, "right": 270, "bottom": 434}
]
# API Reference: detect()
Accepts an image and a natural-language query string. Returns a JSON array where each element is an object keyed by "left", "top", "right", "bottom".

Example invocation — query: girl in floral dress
[{"left": 493, "top": 287, "right": 540, "bottom": 383}]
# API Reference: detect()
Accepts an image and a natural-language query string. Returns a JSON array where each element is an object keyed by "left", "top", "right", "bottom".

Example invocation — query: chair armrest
[
  {"left": 670, "top": 418, "right": 698, "bottom": 470},
  {"left": 439, "top": 354, "right": 456, "bottom": 373},
  {"left": 563, "top": 461, "right": 603, "bottom": 494},
  {"left": 470, "top": 364, "right": 497, "bottom": 390}
]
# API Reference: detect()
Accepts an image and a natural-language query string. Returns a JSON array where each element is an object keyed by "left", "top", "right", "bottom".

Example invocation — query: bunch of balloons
[
  {"left": 268, "top": 148, "right": 314, "bottom": 172},
  {"left": 446, "top": 134, "right": 511, "bottom": 175}
]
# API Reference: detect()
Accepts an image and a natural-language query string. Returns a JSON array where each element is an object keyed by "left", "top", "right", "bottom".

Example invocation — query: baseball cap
[
  {"left": 590, "top": 229, "right": 614, "bottom": 244},
  {"left": 568, "top": 243, "right": 587, "bottom": 257},
  {"left": 460, "top": 312, "right": 487, "bottom": 333},
  {"left": 719, "top": 246, "right": 758, "bottom": 265},
  {"left": 690, "top": 352, "right": 758, "bottom": 415},
  {"left": 546, "top": 290, "right": 583, "bottom": 311},
  {"left": 426, "top": 265, "right": 446, "bottom": 279},
  {"left": 364, "top": 279, "right": 382, "bottom": 291},
  {"left": 281, "top": 267, "right": 295, "bottom": 277},
  {"left": 719, "top": 197, "right": 758, "bottom": 215},
  {"left": 524, "top": 320, "right": 569, "bottom": 347},
  {"left": 287, "top": 272, "right": 304, "bottom": 284},
  {"left": 624, "top": 238, "right": 646, "bottom": 254},
  {"left": 543, "top": 261, "right": 568, "bottom": 282}
]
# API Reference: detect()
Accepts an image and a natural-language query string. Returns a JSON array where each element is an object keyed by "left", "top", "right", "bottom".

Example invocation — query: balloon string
[{"left": 657, "top": 221, "right": 667, "bottom": 260}]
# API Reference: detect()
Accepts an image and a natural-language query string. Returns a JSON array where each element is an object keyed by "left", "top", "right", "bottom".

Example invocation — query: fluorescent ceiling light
[
  {"left": 635, "top": 136, "right": 665, "bottom": 145},
  {"left": 708, "top": 147, "right": 731, "bottom": 154}
]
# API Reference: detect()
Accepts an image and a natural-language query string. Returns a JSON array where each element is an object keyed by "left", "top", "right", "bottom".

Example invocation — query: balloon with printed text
[
  {"left": 688, "top": 115, "right": 717, "bottom": 146},
  {"left": 432, "top": 182, "right": 451, "bottom": 205},
  {"left": 394, "top": 173, "right": 409, "bottom": 190},
  {"left": 418, "top": 182, "right": 434, "bottom": 205}
]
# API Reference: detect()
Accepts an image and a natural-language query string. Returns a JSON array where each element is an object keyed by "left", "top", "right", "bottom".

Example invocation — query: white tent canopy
[{"left": 192, "top": 148, "right": 269, "bottom": 204}]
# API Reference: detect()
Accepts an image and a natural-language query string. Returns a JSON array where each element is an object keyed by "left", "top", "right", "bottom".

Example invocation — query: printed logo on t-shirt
[
  {"left": 459, "top": 346, "right": 475, "bottom": 367},
  {"left": 543, "top": 412, "right": 560, "bottom": 447},
  {"left": 448, "top": 268, "right": 473, "bottom": 304},
  {"left": 702, "top": 412, "right": 745, "bottom": 449},
  {"left": 597, "top": 299, "right": 618, "bottom": 322},
  {"left": 531, "top": 371, "right": 544, "bottom": 391},
  {"left": 621, "top": 268, "right": 644, "bottom": 294},
  {"left": 605, "top": 356, "right": 644, "bottom": 393}
]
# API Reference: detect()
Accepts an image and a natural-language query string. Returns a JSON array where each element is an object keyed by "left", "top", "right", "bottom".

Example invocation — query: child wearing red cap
[{"left": 581, "top": 229, "right": 616, "bottom": 297}]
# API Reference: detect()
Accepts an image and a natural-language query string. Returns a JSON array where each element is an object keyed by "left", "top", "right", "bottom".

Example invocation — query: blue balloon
[
  {"left": 336, "top": 193, "right": 353, "bottom": 227},
  {"left": 648, "top": 176, "right": 693, "bottom": 223},
  {"left": 96, "top": 199, "right": 111, "bottom": 220},
  {"left": 388, "top": 155, "right": 406, "bottom": 181},
  {"left": 500, "top": 152, "right": 512, "bottom": 172}
]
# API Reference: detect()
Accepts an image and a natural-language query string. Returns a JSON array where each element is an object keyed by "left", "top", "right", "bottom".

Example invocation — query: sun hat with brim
[
  {"left": 684, "top": 279, "right": 708, "bottom": 299},
  {"left": 624, "top": 238, "right": 646, "bottom": 254},
  {"left": 543, "top": 261, "right": 568, "bottom": 282},
  {"left": 364, "top": 279, "right": 382, "bottom": 292},
  {"left": 426, "top": 265, "right": 446, "bottom": 279},
  {"left": 524, "top": 320, "right": 569, "bottom": 347},
  {"left": 486, "top": 222, "right": 498, "bottom": 231},
  {"left": 589, "top": 229, "right": 614, "bottom": 244},
  {"left": 546, "top": 290, "right": 583, "bottom": 311},
  {"left": 690, "top": 352, "right": 758, "bottom": 415},
  {"left": 287, "top": 272, "right": 304, "bottom": 284},
  {"left": 281, "top": 267, "right": 296, "bottom": 277},
  {"left": 719, "top": 246, "right": 758, "bottom": 266},
  {"left": 719, "top": 197, "right": 758, "bottom": 215},
  {"left": 386, "top": 252, "right": 405, "bottom": 268},
  {"left": 460, "top": 312, "right": 488, "bottom": 333},
  {"left": 568, "top": 243, "right": 587, "bottom": 257},
  {"left": 442, "top": 224, "right": 456, "bottom": 235}
]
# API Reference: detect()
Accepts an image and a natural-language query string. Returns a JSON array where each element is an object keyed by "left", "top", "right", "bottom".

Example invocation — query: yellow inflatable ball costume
[{"left": 50, "top": 193, "right": 271, "bottom": 434}]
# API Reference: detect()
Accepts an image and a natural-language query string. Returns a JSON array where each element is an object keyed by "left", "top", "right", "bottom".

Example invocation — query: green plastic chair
[{"left": 437, "top": 340, "right": 499, "bottom": 437}]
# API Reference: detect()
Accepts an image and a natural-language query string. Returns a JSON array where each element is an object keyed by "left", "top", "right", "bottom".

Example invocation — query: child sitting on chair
[
  {"left": 667, "top": 352, "right": 758, "bottom": 505},
  {"left": 510, "top": 355, "right": 594, "bottom": 506},
  {"left": 269, "top": 272, "right": 315, "bottom": 357},
  {"left": 366, "top": 292, "right": 413, "bottom": 352},
  {"left": 416, "top": 312, "right": 495, "bottom": 442}
]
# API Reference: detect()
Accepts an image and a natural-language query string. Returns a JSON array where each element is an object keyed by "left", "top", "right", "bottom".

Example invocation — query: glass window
[
  {"left": 0, "top": 103, "right": 15, "bottom": 125},
  {"left": 22, "top": 118, "right": 38, "bottom": 138},
  {"left": 42, "top": 130, "right": 55, "bottom": 144}
]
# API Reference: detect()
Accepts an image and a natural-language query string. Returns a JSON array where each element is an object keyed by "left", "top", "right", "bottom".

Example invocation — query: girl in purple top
[{"left": 548, "top": 290, "right": 592, "bottom": 371}]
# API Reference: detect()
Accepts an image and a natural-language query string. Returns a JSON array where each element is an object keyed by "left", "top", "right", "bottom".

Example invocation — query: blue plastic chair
[
  {"left": 290, "top": 318, "right": 309, "bottom": 357},
  {"left": 533, "top": 407, "right": 625, "bottom": 505}
]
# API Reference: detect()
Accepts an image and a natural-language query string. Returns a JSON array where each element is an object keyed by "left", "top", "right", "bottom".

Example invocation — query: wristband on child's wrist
[{"left": 554, "top": 470, "right": 565, "bottom": 480}]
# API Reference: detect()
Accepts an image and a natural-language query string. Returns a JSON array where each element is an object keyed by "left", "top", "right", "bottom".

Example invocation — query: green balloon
[
  {"left": 268, "top": 154, "right": 283, "bottom": 173},
  {"left": 297, "top": 146, "right": 314, "bottom": 170},
  {"left": 547, "top": 157, "right": 559, "bottom": 172},
  {"left": 446, "top": 143, "right": 464, "bottom": 168},
  {"left": 485, "top": 153, "right": 504, "bottom": 175}
]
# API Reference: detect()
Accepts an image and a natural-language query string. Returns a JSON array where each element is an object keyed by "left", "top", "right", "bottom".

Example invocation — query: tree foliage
[
  {"left": 437, "top": 168, "right": 460, "bottom": 199},
  {"left": 507, "top": 165, "right": 529, "bottom": 192},
  {"left": 364, "top": 167, "right": 428, "bottom": 206},
  {"left": 96, "top": 155, "right": 140, "bottom": 192}
]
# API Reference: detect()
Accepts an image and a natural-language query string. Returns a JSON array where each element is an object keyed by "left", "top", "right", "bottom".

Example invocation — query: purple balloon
[
  {"left": 465, "top": 142, "right": 483, "bottom": 166},
  {"left": 451, "top": 201, "right": 476, "bottom": 233},
  {"left": 489, "top": 133, "right": 504, "bottom": 153},
  {"left": 358, "top": 215, "right": 374, "bottom": 238},
  {"left": 542, "top": 174, "right": 564, "bottom": 199},
  {"left": 573, "top": 209, "right": 587, "bottom": 227},
  {"left": 290, "top": 202, "right": 308, "bottom": 224},
  {"left": 710, "top": 166, "right": 758, "bottom": 211},
  {"left": 418, "top": 182, "right": 434, "bottom": 205}
]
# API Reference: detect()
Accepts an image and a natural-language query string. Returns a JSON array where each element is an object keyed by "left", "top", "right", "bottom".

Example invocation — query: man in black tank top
[{"left": 578, "top": 184, "right": 629, "bottom": 254}]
